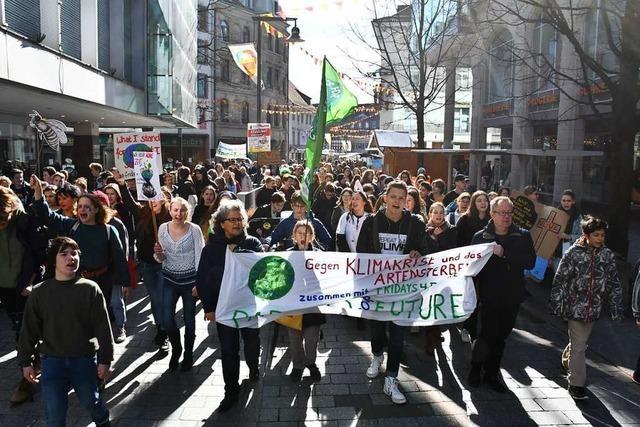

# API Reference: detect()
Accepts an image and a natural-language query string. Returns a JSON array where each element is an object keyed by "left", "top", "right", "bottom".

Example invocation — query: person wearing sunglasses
[
  {"left": 468, "top": 196, "right": 536, "bottom": 393},
  {"left": 195, "top": 200, "right": 263, "bottom": 413}
]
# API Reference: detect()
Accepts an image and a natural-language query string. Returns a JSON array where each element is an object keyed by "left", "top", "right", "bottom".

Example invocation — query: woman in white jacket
[{"left": 154, "top": 197, "right": 204, "bottom": 372}]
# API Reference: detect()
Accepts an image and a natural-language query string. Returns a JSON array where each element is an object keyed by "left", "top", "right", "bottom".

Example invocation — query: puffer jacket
[{"left": 549, "top": 237, "right": 624, "bottom": 322}]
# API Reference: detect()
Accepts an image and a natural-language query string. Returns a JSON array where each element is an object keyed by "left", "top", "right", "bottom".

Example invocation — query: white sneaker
[
  {"left": 460, "top": 329, "right": 471, "bottom": 343},
  {"left": 383, "top": 376, "right": 407, "bottom": 404},
  {"left": 366, "top": 354, "right": 384, "bottom": 378}
]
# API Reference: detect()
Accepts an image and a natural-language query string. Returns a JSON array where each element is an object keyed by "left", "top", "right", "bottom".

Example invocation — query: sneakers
[
  {"left": 307, "top": 364, "right": 321, "bottom": 382},
  {"left": 289, "top": 368, "right": 303, "bottom": 382},
  {"left": 568, "top": 385, "right": 589, "bottom": 400},
  {"left": 366, "top": 354, "right": 384, "bottom": 379},
  {"left": 114, "top": 327, "right": 126, "bottom": 344},
  {"left": 460, "top": 329, "right": 471, "bottom": 343},
  {"left": 383, "top": 376, "right": 407, "bottom": 404}
]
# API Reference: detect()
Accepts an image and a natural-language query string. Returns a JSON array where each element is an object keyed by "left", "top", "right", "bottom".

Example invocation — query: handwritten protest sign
[
  {"left": 133, "top": 152, "right": 163, "bottom": 201},
  {"left": 216, "top": 243, "right": 495, "bottom": 328},
  {"left": 114, "top": 132, "right": 162, "bottom": 180}
]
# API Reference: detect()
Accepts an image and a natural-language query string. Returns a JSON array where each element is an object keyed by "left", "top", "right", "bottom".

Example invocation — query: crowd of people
[{"left": 0, "top": 158, "right": 638, "bottom": 426}]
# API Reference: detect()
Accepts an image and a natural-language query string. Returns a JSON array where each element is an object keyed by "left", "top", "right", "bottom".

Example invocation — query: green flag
[{"left": 301, "top": 58, "right": 358, "bottom": 205}]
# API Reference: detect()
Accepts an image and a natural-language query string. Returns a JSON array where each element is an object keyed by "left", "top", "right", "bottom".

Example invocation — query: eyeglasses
[
  {"left": 224, "top": 217, "right": 243, "bottom": 223},
  {"left": 494, "top": 210, "right": 514, "bottom": 217}
]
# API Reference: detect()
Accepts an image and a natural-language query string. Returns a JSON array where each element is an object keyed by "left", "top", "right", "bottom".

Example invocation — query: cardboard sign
[
  {"left": 114, "top": 132, "right": 162, "bottom": 180},
  {"left": 133, "top": 152, "right": 163, "bottom": 201},
  {"left": 510, "top": 191, "right": 569, "bottom": 260},
  {"left": 247, "top": 123, "right": 271, "bottom": 153},
  {"left": 257, "top": 150, "right": 282, "bottom": 166}
]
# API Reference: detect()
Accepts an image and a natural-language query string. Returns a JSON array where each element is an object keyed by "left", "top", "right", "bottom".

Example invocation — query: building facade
[
  {"left": 287, "top": 82, "right": 314, "bottom": 162},
  {"left": 0, "top": 0, "right": 197, "bottom": 175},
  {"left": 330, "top": 104, "right": 380, "bottom": 155}
]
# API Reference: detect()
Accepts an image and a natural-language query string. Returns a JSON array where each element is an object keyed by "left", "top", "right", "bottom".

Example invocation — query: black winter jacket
[
  {"left": 356, "top": 209, "right": 427, "bottom": 255},
  {"left": 471, "top": 221, "right": 536, "bottom": 308},
  {"left": 195, "top": 232, "right": 263, "bottom": 313}
]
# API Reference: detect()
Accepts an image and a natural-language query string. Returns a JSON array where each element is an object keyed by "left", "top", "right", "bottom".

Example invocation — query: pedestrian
[
  {"left": 251, "top": 191, "right": 285, "bottom": 220},
  {"left": 195, "top": 200, "right": 263, "bottom": 412},
  {"left": 552, "top": 189, "right": 582, "bottom": 268},
  {"left": 116, "top": 174, "right": 172, "bottom": 352},
  {"left": 468, "top": 196, "right": 536, "bottom": 393},
  {"left": 43, "top": 185, "right": 58, "bottom": 211},
  {"left": 442, "top": 174, "right": 467, "bottom": 207},
  {"left": 193, "top": 166, "right": 214, "bottom": 196},
  {"left": 30, "top": 175, "right": 130, "bottom": 317},
  {"left": 286, "top": 221, "right": 324, "bottom": 382},
  {"left": 335, "top": 190, "right": 373, "bottom": 253},
  {"left": 18, "top": 237, "right": 113, "bottom": 427},
  {"left": 312, "top": 182, "right": 338, "bottom": 236},
  {"left": 454, "top": 191, "right": 490, "bottom": 343},
  {"left": 330, "top": 187, "right": 353, "bottom": 234},
  {"left": 10, "top": 168, "right": 34, "bottom": 207},
  {"left": 356, "top": 180, "right": 427, "bottom": 405},
  {"left": 153, "top": 197, "right": 204, "bottom": 371},
  {"left": 191, "top": 185, "right": 216, "bottom": 225},
  {"left": 446, "top": 192, "right": 471, "bottom": 225},
  {"left": 255, "top": 176, "right": 277, "bottom": 207},
  {"left": 54, "top": 183, "right": 80, "bottom": 218},
  {"left": 549, "top": 216, "right": 624, "bottom": 400},
  {"left": 406, "top": 186, "right": 426, "bottom": 220},
  {"left": 431, "top": 179, "right": 446, "bottom": 203},
  {"left": 269, "top": 191, "right": 332, "bottom": 250}
]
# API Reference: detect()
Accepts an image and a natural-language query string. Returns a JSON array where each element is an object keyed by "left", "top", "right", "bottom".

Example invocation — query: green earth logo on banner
[{"left": 247, "top": 256, "right": 295, "bottom": 300}]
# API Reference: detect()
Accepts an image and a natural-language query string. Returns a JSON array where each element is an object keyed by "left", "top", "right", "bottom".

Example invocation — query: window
[
  {"left": 220, "top": 59, "right": 230, "bottom": 81},
  {"left": 198, "top": 7, "right": 208, "bottom": 32},
  {"left": 267, "top": 105, "right": 272, "bottom": 124},
  {"left": 275, "top": 111, "right": 280, "bottom": 127},
  {"left": 454, "top": 108, "right": 470, "bottom": 133},
  {"left": 456, "top": 69, "right": 470, "bottom": 90},
  {"left": 275, "top": 37, "right": 281, "bottom": 54},
  {"left": 220, "top": 20, "right": 229, "bottom": 42},
  {"left": 243, "top": 73, "right": 251, "bottom": 85},
  {"left": 243, "top": 26, "right": 251, "bottom": 43},
  {"left": 242, "top": 102, "right": 250, "bottom": 124},
  {"left": 267, "top": 67, "right": 273, "bottom": 88},
  {"left": 488, "top": 30, "right": 514, "bottom": 102},
  {"left": 533, "top": 19, "right": 558, "bottom": 92},
  {"left": 197, "top": 74, "right": 208, "bottom": 98},
  {"left": 267, "top": 33, "right": 274, "bottom": 50},
  {"left": 197, "top": 40, "right": 207, "bottom": 64},
  {"left": 275, "top": 70, "right": 281, "bottom": 92},
  {"left": 220, "top": 99, "right": 229, "bottom": 122},
  {"left": 198, "top": 108, "right": 206, "bottom": 125},
  {"left": 584, "top": 0, "right": 622, "bottom": 82}
]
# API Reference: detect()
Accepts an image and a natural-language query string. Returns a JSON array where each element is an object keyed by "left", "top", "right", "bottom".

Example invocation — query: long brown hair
[
  {"left": 78, "top": 194, "right": 111, "bottom": 224},
  {"left": 464, "top": 190, "right": 489, "bottom": 227}
]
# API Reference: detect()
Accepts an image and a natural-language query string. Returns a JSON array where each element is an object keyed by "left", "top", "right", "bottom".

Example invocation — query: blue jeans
[
  {"left": 141, "top": 262, "right": 164, "bottom": 327},
  {"left": 110, "top": 285, "right": 126, "bottom": 328},
  {"left": 41, "top": 355, "right": 109, "bottom": 427},
  {"left": 161, "top": 279, "right": 196, "bottom": 337}
]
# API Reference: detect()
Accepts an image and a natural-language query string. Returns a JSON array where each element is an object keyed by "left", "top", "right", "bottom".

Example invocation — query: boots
[
  {"left": 9, "top": 378, "right": 33, "bottom": 406},
  {"left": 154, "top": 325, "right": 167, "bottom": 346},
  {"left": 167, "top": 330, "right": 182, "bottom": 371},
  {"left": 181, "top": 334, "right": 195, "bottom": 372}
]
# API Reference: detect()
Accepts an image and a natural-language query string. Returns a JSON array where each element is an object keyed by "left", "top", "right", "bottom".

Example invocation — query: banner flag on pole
[
  {"left": 228, "top": 43, "right": 264, "bottom": 88},
  {"left": 301, "top": 57, "right": 358, "bottom": 205}
]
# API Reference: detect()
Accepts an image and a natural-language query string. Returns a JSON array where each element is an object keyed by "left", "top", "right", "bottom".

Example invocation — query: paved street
[{"left": 1, "top": 280, "right": 639, "bottom": 427}]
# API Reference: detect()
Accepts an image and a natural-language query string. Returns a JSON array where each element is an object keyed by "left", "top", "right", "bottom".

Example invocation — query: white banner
[
  {"left": 113, "top": 132, "right": 162, "bottom": 180},
  {"left": 216, "top": 243, "right": 495, "bottom": 328},
  {"left": 247, "top": 123, "right": 271, "bottom": 153},
  {"left": 133, "top": 152, "right": 163, "bottom": 201},
  {"left": 216, "top": 141, "right": 247, "bottom": 159}
]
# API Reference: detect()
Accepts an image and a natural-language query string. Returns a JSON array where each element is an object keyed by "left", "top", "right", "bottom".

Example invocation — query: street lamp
[{"left": 253, "top": 15, "right": 303, "bottom": 126}]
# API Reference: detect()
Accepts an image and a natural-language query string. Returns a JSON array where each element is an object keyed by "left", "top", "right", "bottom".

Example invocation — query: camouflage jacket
[{"left": 549, "top": 237, "right": 624, "bottom": 322}]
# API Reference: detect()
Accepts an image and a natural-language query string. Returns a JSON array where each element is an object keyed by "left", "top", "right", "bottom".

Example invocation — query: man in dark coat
[{"left": 469, "top": 196, "right": 536, "bottom": 393}]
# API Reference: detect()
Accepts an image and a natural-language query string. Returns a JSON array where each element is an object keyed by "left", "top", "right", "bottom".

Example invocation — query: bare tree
[
  {"left": 472, "top": 0, "right": 640, "bottom": 254},
  {"left": 346, "top": 0, "right": 477, "bottom": 149}
]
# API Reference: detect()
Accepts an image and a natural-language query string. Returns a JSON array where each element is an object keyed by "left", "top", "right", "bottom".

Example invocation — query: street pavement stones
[{"left": 0, "top": 279, "right": 640, "bottom": 426}]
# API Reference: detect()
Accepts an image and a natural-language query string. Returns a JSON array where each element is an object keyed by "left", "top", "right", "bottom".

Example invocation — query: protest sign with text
[
  {"left": 216, "top": 243, "right": 495, "bottom": 328},
  {"left": 113, "top": 132, "right": 162, "bottom": 180},
  {"left": 133, "top": 152, "right": 163, "bottom": 201}
]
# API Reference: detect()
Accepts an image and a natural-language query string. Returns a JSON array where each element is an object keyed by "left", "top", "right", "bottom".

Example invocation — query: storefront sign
[
  {"left": 114, "top": 132, "right": 162, "bottom": 180},
  {"left": 247, "top": 123, "right": 271, "bottom": 153},
  {"left": 216, "top": 244, "right": 495, "bottom": 328},
  {"left": 483, "top": 101, "right": 512, "bottom": 118},
  {"left": 133, "top": 151, "right": 163, "bottom": 201},
  {"left": 216, "top": 141, "right": 247, "bottom": 159},
  {"left": 527, "top": 92, "right": 559, "bottom": 107}
]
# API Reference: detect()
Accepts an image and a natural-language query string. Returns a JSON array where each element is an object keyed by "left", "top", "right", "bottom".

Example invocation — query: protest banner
[
  {"left": 114, "top": 132, "right": 162, "bottom": 180},
  {"left": 215, "top": 141, "right": 247, "bottom": 159},
  {"left": 257, "top": 151, "right": 282, "bottom": 166},
  {"left": 216, "top": 243, "right": 495, "bottom": 328},
  {"left": 133, "top": 151, "right": 163, "bottom": 201},
  {"left": 247, "top": 123, "right": 271, "bottom": 153}
]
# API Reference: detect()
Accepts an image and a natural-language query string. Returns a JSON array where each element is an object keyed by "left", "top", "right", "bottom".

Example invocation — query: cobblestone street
[{"left": 1, "top": 281, "right": 639, "bottom": 426}]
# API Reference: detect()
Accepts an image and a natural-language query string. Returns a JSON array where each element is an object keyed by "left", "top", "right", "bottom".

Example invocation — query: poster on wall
[
  {"left": 114, "top": 132, "right": 162, "bottom": 180},
  {"left": 132, "top": 151, "right": 164, "bottom": 201},
  {"left": 247, "top": 123, "right": 271, "bottom": 153}
]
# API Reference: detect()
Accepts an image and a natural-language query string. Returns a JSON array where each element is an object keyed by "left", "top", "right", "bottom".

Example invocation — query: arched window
[
  {"left": 242, "top": 102, "right": 250, "bottom": 124},
  {"left": 488, "top": 30, "right": 514, "bottom": 103},
  {"left": 243, "top": 26, "right": 251, "bottom": 43},
  {"left": 533, "top": 18, "right": 558, "bottom": 92},
  {"left": 220, "top": 99, "right": 229, "bottom": 122},
  {"left": 220, "top": 20, "right": 229, "bottom": 42}
]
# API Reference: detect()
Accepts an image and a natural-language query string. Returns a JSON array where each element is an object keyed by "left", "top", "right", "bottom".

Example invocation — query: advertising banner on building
[
  {"left": 215, "top": 141, "right": 247, "bottom": 159},
  {"left": 132, "top": 151, "right": 163, "bottom": 201},
  {"left": 228, "top": 43, "right": 264, "bottom": 88},
  {"left": 113, "top": 132, "right": 162, "bottom": 180},
  {"left": 247, "top": 123, "right": 271, "bottom": 153},
  {"left": 216, "top": 243, "right": 495, "bottom": 328}
]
